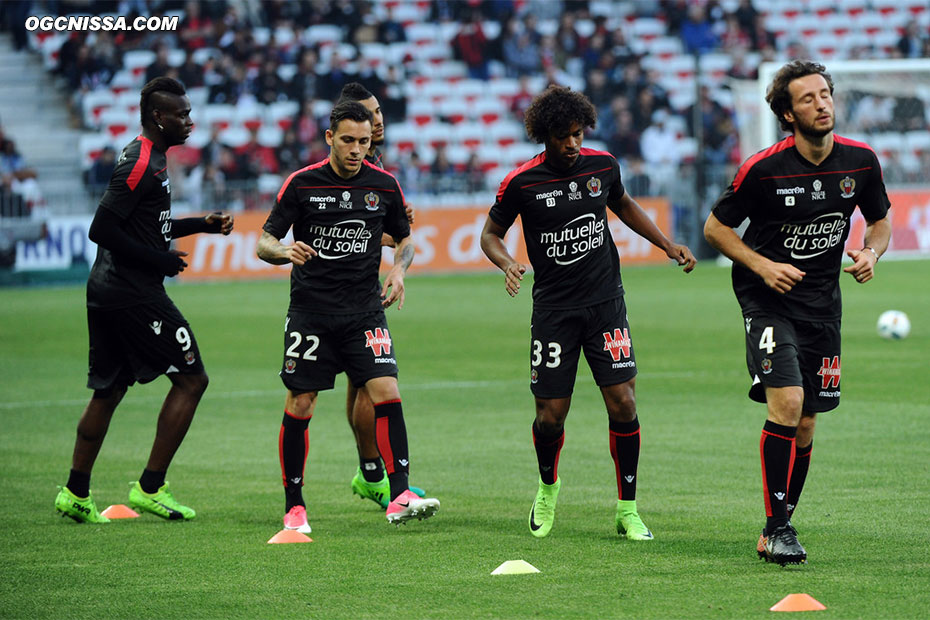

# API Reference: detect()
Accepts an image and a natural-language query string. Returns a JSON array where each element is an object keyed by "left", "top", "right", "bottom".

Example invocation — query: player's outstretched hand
[
  {"left": 404, "top": 204, "right": 415, "bottom": 225},
  {"left": 206, "top": 212, "right": 234, "bottom": 235},
  {"left": 381, "top": 269, "right": 405, "bottom": 309},
  {"left": 843, "top": 248, "right": 876, "bottom": 284},
  {"left": 667, "top": 243, "right": 697, "bottom": 273},
  {"left": 287, "top": 241, "right": 316, "bottom": 266},
  {"left": 504, "top": 262, "right": 526, "bottom": 297},
  {"left": 759, "top": 258, "right": 805, "bottom": 294}
]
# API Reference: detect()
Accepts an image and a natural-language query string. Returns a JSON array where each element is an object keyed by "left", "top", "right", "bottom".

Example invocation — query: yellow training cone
[{"left": 491, "top": 560, "right": 540, "bottom": 575}]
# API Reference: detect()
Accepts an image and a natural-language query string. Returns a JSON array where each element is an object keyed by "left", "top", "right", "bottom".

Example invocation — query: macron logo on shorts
[{"left": 365, "top": 328, "right": 392, "bottom": 356}]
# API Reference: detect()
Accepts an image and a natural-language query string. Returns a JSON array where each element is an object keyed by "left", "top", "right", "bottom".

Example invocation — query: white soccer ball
[{"left": 876, "top": 310, "right": 910, "bottom": 340}]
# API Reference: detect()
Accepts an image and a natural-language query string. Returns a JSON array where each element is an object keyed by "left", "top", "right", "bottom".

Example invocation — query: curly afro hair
[{"left": 523, "top": 85, "right": 597, "bottom": 144}]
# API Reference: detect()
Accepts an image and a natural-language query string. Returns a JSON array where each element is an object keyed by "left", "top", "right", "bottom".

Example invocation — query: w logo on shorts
[
  {"left": 603, "top": 328, "right": 632, "bottom": 361},
  {"left": 365, "top": 328, "right": 392, "bottom": 356}
]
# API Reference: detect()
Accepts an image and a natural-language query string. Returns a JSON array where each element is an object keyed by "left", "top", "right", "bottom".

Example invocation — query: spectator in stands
[
  {"left": 145, "top": 44, "right": 173, "bottom": 85},
  {"left": 585, "top": 69, "right": 613, "bottom": 113},
  {"left": 234, "top": 127, "right": 279, "bottom": 178},
  {"left": 452, "top": 10, "right": 490, "bottom": 80},
  {"left": 0, "top": 137, "right": 37, "bottom": 183},
  {"left": 179, "top": 0, "right": 213, "bottom": 51},
  {"left": 85, "top": 145, "right": 116, "bottom": 195},
  {"left": 510, "top": 75, "right": 535, "bottom": 122},
  {"left": 275, "top": 127, "right": 305, "bottom": 173},
  {"left": 720, "top": 13, "right": 751, "bottom": 51},
  {"left": 254, "top": 57, "right": 286, "bottom": 105},
  {"left": 896, "top": 22, "right": 927, "bottom": 59},
  {"left": 504, "top": 29, "right": 542, "bottom": 77},
  {"left": 429, "top": 145, "right": 456, "bottom": 193},
  {"left": 381, "top": 65, "right": 407, "bottom": 125},
  {"left": 605, "top": 102, "right": 642, "bottom": 161},
  {"left": 747, "top": 13, "right": 776, "bottom": 51},
  {"left": 399, "top": 151, "right": 426, "bottom": 195},
  {"left": 187, "top": 161, "right": 226, "bottom": 212},
  {"left": 624, "top": 156, "right": 652, "bottom": 197},
  {"left": 555, "top": 12, "right": 583, "bottom": 59},
  {"left": 306, "top": 137, "right": 329, "bottom": 165},
  {"left": 378, "top": 7, "right": 407, "bottom": 44},
  {"left": 318, "top": 51, "right": 359, "bottom": 98},
  {"left": 632, "top": 87, "right": 660, "bottom": 132},
  {"left": 463, "top": 152, "right": 484, "bottom": 193},
  {"left": 680, "top": 4, "right": 719, "bottom": 54},
  {"left": 177, "top": 54, "right": 205, "bottom": 89},
  {"left": 640, "top": 109, "right": 681, "bottom": 192},
  {"left": 288, "top": 49, "right": 320, "bottom": 105}
]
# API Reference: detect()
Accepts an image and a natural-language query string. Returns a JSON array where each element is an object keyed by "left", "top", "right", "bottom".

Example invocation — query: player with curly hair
[{"left": 481, "top": 86, "right": 696, "bottom": 539}]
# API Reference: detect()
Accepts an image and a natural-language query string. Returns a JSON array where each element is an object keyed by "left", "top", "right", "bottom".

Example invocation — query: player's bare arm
[
  {"left": 609, "top": 193, "right": 696, "bottom": 272},
  {"left": 480, "top": 216, "right": 526, "bottom": 297},
  {"left": 843, "top": 215, "right": 891, "bottom": 284},
  {"left": 704, "top": 213, "right": 805, "bottom": 294},
  {"left": 256, "top": 230, "right": 316, "bottom": 266},
  {"left": 382, "top": 235, "right": 414, "bottom": 309}
]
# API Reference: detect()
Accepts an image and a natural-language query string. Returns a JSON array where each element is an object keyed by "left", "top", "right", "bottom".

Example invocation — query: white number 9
[{"left": 176, "top": 327, "right": 192, "bottom": 351}]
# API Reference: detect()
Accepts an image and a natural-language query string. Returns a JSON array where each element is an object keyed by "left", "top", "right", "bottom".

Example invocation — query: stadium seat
[
  {"left": 276, "top": 64, "right": 298, "bottom": 82},
  {"left": 389, "top": 122, "right": 420, "bottom": 152},
  {"left": 98, "top": 107, "right": 137, "bottom": 138},
  {"left": 81, "top": 89, "right": 114, "bottom": 128},
  {"left": 200, "top": 104, "right": 236, "bottom": 131},
  {"left": 439, "top": 98, "right": 469, "bottom": 124},
  {"left": 420, "top": 122, "right": 453, "bottom": 149},
  {"left": 490, "top": 121, "right": 523, "bottom": 148},
  {"left": 218, "top": 126, "right": 250, "bottom": 148},
  {"left": 191, "top": 47, "right": 220, "bottom": 65},
  {"left": 451, "top": 79, "right": 486, "bottom": 103},
  {"left": 78, "top": 133, "right": 113, "bottom": 168},
  {"left": 473, "top": 97, "right": 507, "bottom": 125},
  {"left": 485, "top": 78, "right": 522, "bottom": 100},
  {"left": 266, "top": 101, "right": 300, "bottom": 130},
  {"left": 407, "top": 98, "right": 436, "bottom": 126},
  {"left": 451, "top": 121, "right": 485, "bottom": 150},
  {"left": 304, "top": 24, "right": 343, "bottom": 47},
  {"left": 167, "top": 48, "right": 186, "bottom": 67},
  {"left": 257, "top": 126, "right": 283, "bottom": 148},
  {"left": 123, "top": 49, "right": 156, "bottom": 81}
]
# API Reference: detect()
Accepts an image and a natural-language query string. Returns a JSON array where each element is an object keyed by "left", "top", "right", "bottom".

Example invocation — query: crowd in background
[{"left": 1, "top": 0, "right": 928, "bottom": 211}]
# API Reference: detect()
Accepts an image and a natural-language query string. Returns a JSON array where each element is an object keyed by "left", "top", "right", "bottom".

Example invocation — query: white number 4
[{"left": 758, "top": 326, "right": 776, "bottom": 355}]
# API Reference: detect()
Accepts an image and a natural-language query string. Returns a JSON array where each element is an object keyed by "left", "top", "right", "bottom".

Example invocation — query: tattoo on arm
[{"left": 398, "top": 240, "right": 415, "bottom": 271}]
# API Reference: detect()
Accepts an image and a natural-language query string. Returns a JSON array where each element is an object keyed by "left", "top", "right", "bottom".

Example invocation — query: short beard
[{"left": 796, "top": 115, "right": 834, "bottom": 139}]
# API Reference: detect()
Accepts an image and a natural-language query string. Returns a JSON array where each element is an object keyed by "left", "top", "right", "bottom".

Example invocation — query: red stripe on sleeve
[
  {"left": 732, "top": 136, "right": 795, "bottom": 192},
  {"left": 126, "top": 136, "right": 151, "bottom": 191}
]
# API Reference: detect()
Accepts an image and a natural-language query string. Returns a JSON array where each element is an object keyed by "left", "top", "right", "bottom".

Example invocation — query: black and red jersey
[
  {"left": 87, "top": 135, "right": 173, "bottom": 309},
  {"left": 489, "top": 148, "right": 626, "bottom": 310},
  {"left": 712, "top": 135, "right": 890, "bottom": 321},
  {"left": 263, "top": 159, "right": 410, "bottom": 314}
]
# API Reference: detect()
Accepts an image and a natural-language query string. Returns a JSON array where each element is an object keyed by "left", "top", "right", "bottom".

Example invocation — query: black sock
[
  {"left": 532, "top": 420, "right": 564, "bottom": 486},
  {"left": 280, "top": 411, "right": 311, "bottom": 511},
  {"left": 609, "top": 418, "right": 640, "bottom": 501},
  {"left": 787, "top": 442, "right": 812, "bottom": 518},
  {"left": 761, "top": 420, "right": 797, "bottom": 531},
  {"left": 360, "top": 458, "right": 385, "bottom": 483},
  {"left": 66, "top": 469, "right": 91, "bottom": 498},
  {"left": 139, "top": 468, "right": 166, "bottom": 494},
  {"left": 374, "top": 399, "right": 409, "bottom": 501}
]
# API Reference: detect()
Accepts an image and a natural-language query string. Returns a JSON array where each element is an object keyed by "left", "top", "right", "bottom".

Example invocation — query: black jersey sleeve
[
  {"left": 489, "top": 174, "right": 520, "bottom": 229},
  {"left": 383, "top": 178, "right": 411, "bottom": 241},
  {"left": 98, "top": 148, "right": 147, "bottom": 219},
  {"left": 712, "top": 163, "right": 757, "bottom": 227},
  {"left": 263, "top": 176, "right": 300, "bottom": 239},
  {"left": 858, "top": 150, "right": 892, "bottom": 222},
  {"left": 607, "top": 155, "right": 625, "bottom": 202}
]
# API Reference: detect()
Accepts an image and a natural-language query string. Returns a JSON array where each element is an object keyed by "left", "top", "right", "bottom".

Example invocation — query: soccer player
[
  {"left": 55, "top": 77, "right": 234, "bottom": 523},
  {"left": 333, "top": 82, "right": 427, "bottom": 508},
  {"left": 257, "top": 100, "right": 439, "bottom": 533},
  {"left": 704, "top": 60, "right": 891, "bottom": 565},
  {"left": 480, "top": 86, "right": 696, "bottom": 539}
]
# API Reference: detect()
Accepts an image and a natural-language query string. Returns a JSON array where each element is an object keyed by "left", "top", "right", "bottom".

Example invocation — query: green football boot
[
  {"left": 55, "top": 486, "right": 110, "bottom": 524},
  {"left": 351, "top": 468, "right": 391, "bottom": 508},
  {"left": 350, "top": 467, "right": 427, "bottom": 509},
  {"left": 528, "top": 477, "right": 561, "bottom": 538},
  {"left": 615, "top": 499, "right": 654, "bottom": 540},
  {"left": 128, "top": 481, "right": 196, "bottom": 520}
]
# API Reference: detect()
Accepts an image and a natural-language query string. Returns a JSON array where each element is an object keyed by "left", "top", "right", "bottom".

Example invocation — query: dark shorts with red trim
[
  {"left": 279, "top": 309, "right": 398, "bottom": 394},
  {"left": 530, "top": 296, "right": 637, "bottom": 399},
  {"left": 87, "top": 297, "right": 204, "bottom": 390},
  {"left": 743, "top": 312, "right": 841, "bottom": 413}
]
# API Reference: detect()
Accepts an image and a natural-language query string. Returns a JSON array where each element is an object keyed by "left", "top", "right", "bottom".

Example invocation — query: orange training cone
[
  {"left": 100, "top": 504, "right": 140, "bottom": 519},
  {"left": 267, "top": 529, "right": 313, "bottom": 544},
  {"left": 770, "top": 593, "right": 827, "bottom": 612}
]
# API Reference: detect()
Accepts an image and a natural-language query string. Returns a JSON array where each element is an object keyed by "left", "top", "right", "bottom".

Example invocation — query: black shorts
[
  {"left": 87, "top": 297, "right": 205, "bottom": 390},
  {"left": 743, "top": 312, "right": 841, "bottom": 413},
  {"left": 279, "top": 309, "right": 398, "bottom": 394},
  {"left": 530, "top": 297, "right": 637, "bottom": 399}
]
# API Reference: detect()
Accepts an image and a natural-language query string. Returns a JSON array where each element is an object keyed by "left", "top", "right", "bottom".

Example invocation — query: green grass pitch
[{"left": 1, "top": 260, "right": 928, "bottom": 618}]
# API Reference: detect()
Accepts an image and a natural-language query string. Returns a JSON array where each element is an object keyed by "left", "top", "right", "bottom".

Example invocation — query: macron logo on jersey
[
  {"left": 365, "top": 328, "right": 392, "bottom": 356},
  {"left": 603, "top": 328, "right": 632, "bottom": 361},
  {"left": 817, "top": 356, "right": 841, "bottom": 389}
]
